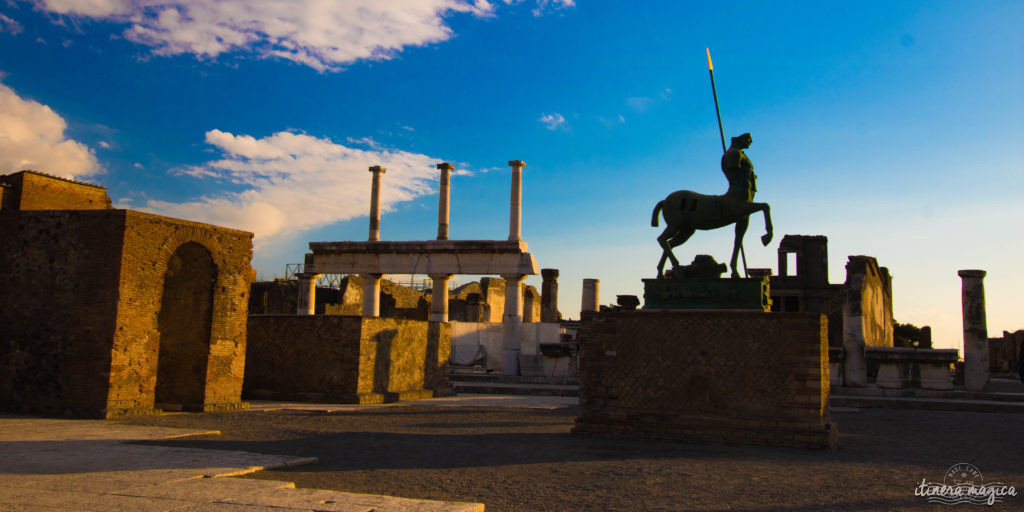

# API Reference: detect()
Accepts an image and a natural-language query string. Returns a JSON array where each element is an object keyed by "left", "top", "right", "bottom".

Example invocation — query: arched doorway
[{"left": 155, "top": 242, "right": 217, "bottom": 411}]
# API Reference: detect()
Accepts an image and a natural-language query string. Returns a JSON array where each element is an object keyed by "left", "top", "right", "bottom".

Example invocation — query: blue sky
[{"left": 1, "top": 0, "right": 1021, "bottom": 350}]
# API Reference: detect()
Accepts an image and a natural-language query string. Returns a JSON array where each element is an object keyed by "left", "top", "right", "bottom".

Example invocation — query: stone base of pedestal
[
  {"left": 642, "top": 277, "right": 771, "bottom": 311},
  {"left": 572, "top": 309, "right": 836, "bottom": 450}
]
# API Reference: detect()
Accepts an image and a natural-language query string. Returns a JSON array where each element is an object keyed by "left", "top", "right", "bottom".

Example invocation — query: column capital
[
  {"left": 436, "top": 162, "right": 454, "bottom": 171},
  {"left": 958, "top": 269, "right": 986, "bottom": 279},
  {"left": 507, "top": 160, "right": 525, "bottom": 168},
  {"left": 297, "top": 272, "right": 322, "bottom": 280},
  {"left": 369, "top": 165, "right": 387, "bottom": 174},
  {"left": 501, "top": 273, "right": 526, "bottom": 283},
  {"left": 541, "top": 268, "right": 559, "bottom": 279},
  {"left": 429, "top": 273, "right": 453, "bottom": 280}
]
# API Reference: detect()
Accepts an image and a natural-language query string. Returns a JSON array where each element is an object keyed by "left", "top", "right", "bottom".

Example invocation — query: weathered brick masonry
[
  {"left": 244, "top": 315, "right": 450, "bottom": 404},
  {"left": 0, "top": 172, "right": 253, "bottom": 417},
  {"left": 572, "top": 310, "right": 838, "bottom": 449}
]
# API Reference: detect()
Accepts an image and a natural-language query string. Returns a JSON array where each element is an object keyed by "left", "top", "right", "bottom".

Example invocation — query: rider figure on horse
[{"left": 722, "top": 132, "right": 756, "bottom": 203}]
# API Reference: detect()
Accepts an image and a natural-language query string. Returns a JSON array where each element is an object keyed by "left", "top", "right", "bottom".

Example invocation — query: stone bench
[{"left": 866, "top": 347, "right": 958, "bottom": 390}]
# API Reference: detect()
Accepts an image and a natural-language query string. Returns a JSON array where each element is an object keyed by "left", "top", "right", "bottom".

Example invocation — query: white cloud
[
  {"left": 35, "top": 0, "right": 497, "bottom": 71},
  {"left": 539, "top": 112, "right": 566, "bottom": 131},
  {"left": 97, "top": 140, "right": 111, "bottom": 148},
  {"left": 141, "top": 129, "right": 444, "bottom": 243},
  {"left": 0, "top": 81, "right": 100, "bottom": 178},
  {"left": 0, "top": 14, "right": 24, "bottom": 35}
]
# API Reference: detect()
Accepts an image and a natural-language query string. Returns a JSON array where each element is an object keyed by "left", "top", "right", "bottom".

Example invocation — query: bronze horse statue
[{"left": 652, "top": 133, "right": 773, "bottom": 278}]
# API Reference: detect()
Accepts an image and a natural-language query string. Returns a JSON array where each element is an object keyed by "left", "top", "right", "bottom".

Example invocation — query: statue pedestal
[{"left": 642, "top": 276, "right": 771, "bottom": 311}]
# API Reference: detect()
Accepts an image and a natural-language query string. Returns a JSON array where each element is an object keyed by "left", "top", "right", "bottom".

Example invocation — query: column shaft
[
  {"left": 507, "top": 160, "right": 524, "bottom": 241},
  {"left": 581, "top": 278, "right": 600, "bottom": 313},
  {"left": 430, "top": 274, "right": 451, "bottom": 322},
  {"left": 296, "top": 273, "right": 321, "bottom": 315},
  {"left": 541, "top": 268, "right": 559, "bottom": 322},
  {"left": 501, "top": 274, "right": 525, "bottom": 375},
  {"left": 437, "top": 163, "right": 452, "bottom": 240},
  {"left": 368, "top": 166, "right": 386, "bottom": 241},
  {"left": 959, "top": 269, "right": 989, "bottom": 391},
  {"left": 362, "top": 273, "right": 382, "bottom": 317}
]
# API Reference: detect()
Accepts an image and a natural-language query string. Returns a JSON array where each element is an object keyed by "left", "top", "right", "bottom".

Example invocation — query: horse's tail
[{"left": 651, "top": 200, "right": 664, "bottom": 227}]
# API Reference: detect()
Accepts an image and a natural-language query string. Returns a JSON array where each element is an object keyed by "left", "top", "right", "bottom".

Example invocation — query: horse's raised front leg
[
  {"left": 731, "top": 216, "right": 750, "bottom": 278},
  {"left": 756, "top": 202, "right": 773, "bottom": 246}
]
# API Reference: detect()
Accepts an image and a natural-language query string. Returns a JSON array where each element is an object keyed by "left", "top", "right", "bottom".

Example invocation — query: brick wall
[
  {"left": 109, "top": 211, "right": 253, "bottom": 414},
  {"left": 0, "top": 210, "right": 125, "bottom": 416},
  {"left": 244, "top": 315, "right": 450, "bottom": 404},
  {"left": 572, "top": 310, "right": 837, "bottom": 449},
  {"left": 0, "top": 208, "right": 253, "bottom": 417},
  {"left": 1, "top": 171, "right": 113, "bottom": 211}
]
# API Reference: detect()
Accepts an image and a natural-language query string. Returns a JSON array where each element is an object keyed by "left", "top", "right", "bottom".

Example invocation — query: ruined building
[{"left": 0, "top": 171, "right": 253, "bottom": 417}]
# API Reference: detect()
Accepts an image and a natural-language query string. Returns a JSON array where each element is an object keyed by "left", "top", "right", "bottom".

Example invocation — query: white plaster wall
[{"left": 450, "top": 321, "right": 561, "bottom": 369}]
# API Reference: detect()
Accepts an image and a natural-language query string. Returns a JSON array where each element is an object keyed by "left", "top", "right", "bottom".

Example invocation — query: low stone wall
[
  {"left": 244, "top": 315, "right": 450, "bottom": 404},
  {"left": 572, "top": 310, "right": 837, "bottom": 449},
  {"left": 866, "top": 347, "right": 957, "bottom": 390}
]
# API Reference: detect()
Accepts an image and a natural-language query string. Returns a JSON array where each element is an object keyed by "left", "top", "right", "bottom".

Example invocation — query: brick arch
[{"left": 155, "top": 226, "right": 229, "bottom": 279}]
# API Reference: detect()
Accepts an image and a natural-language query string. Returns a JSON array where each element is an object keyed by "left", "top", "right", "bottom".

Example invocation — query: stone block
[{"left": 572, "top": 310, "right": 837, "bottom": 449}]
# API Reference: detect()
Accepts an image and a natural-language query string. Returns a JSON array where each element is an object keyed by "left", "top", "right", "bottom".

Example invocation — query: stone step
[
  {"left": 451, "top": 381, "right": 580, "bottom": 397},
  {"left": 448, "top": 373, "right": 579, "bottom": 386},
  {"left": 830, "top": 395, "right": 1024, "bottom": 414}
]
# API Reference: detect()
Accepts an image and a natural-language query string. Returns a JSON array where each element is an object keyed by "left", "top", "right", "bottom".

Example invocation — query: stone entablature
[{"left": 307, "top": 240, "right": 539, "bottom": 276}]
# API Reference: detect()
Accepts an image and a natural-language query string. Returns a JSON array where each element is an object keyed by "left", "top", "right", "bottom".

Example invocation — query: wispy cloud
[
  {"left": 539, "top": 112, "right": 567, "bottom": 131},
  {"left": 141, "top": 130, "right": 444, "bottom": 244},
  {"left": 0, "top": 81, "right": 100, "bottom": 178},
  {"left": 531, "top": 0, "right": 574, "bottom": 17},
  {"left": 0, "top": 13, "right": 23, "bottom": 35},
  {"left": 33, "top": 0, "right": 570, "bottom": 71},
  {"left": 626, "top": 96, "right": 654, "bottom": 112}
]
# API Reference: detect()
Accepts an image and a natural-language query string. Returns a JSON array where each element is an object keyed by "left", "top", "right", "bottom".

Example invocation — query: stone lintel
[
  {"left": 309, "top": 244, "right": 538, "bottom": 276},
  {"left": 864, "top": 346, "right": 959, "bottom": 363},
  {"left": 310, "top": 239, "right": 529, "bottom": 253}
]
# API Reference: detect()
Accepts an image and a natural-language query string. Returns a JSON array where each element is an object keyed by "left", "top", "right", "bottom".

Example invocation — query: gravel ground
[{"left": 115, "top": 403, "right": 1023, "bottom": 512}]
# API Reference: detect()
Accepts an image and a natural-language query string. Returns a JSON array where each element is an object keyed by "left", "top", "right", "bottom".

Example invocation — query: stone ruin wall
[
  {"left": 844, "top": 256, "right": 894, "bottom": 348},
  {"left": 253, "top": 274, "right": 541, "bottom": 324},
  {"left": 989, "top": 330, "right": 1024, "bottom": 373},
  {"left": 573, "top": 310, "right": 836, "bottom": 449},
  {"left": 244, "top": 315, "right": 450, "bottom": 403},
  {"left": 0, "top": 206, "right": 253, "bottom": 417}
]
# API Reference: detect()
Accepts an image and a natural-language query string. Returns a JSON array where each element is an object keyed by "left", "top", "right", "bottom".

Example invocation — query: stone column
[
  {"left": 296, "top": 273, "right": 321, "bottom": 315},
  {"left": 541, "top": 268, "right": 559, "bottom": 322},
  {"left": 959, "top": 269, "right": 989, "bottom": 391},
  {"left": 368, "top": 165, "right": 386, "bottom": 241},
  {"left": 430, "top": 273, "right": 452, "bottom": 322},
  {"left": 501, "top": 274, "right": 525, "bottom": 375},
  {"left": 362, "top": 273, "right": 383, "bottom": 317},
  {"left": 507, "top": 160, "right": 525, "bottom": 242},
  {"left": 581, "top": 278, "right": 600, "bottom": 313},
  {"left": 436, "top": 162, "right": 452, "bottom": 240}
]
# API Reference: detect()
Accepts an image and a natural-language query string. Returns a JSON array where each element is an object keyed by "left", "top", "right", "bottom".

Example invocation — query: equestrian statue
[{"left": 651, "top": 132, "right": 773, "bottom": 279}]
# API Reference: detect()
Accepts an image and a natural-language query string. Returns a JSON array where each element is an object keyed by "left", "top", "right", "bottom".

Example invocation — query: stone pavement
[{"left": 0, "top": 413, "right": 484, "bottom": 512}]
